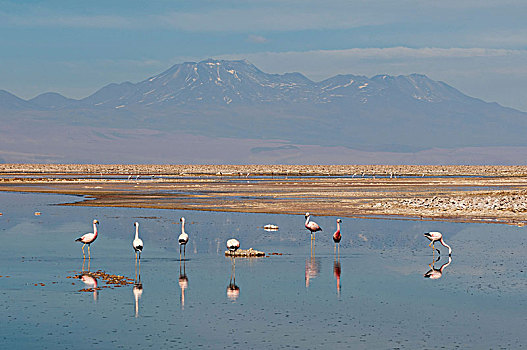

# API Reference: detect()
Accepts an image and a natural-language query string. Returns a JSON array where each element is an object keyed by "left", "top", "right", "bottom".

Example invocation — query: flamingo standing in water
[
  {"left": 75, "top": 219, "right": 99, "bottom": 259},
  {"left": 132, "top": 222, "right": 144, "bottom": 261},
  {"left": 305, "top": 213, "right": 322, "bottom": 240},
  {"left": 333, "top": 219, "right": 342, "bottom": 255},
  {"left": 178, "top": 217, "right": 189, "bottom": 260},
  {"left": 424, "top": 231, "right": 452, "bottom": 256},
  {"left": 132, "top": 222, "right": 143, "bottom": 281}
]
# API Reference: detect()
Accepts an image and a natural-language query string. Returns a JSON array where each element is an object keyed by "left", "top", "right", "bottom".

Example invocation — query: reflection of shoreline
[{"left": 1, "top": 165, "right": 526, "bottom": 225}]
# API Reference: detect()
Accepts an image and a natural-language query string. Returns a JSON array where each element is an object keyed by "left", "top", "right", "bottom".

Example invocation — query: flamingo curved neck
[
  {"left": 305, "top": 216, "right": 310, "bottom": 226},
  {"left": 135, "top": 225, "right": 139, "bottom": 239},
  {"left": 336, "top": 222, "right": 341, "bottom": 234},
  {"left": 93, "top": 223, "right": 98, "bottom": 237},
  {"left": 181, "top": 219, "right": 186, "bottom": 235}
]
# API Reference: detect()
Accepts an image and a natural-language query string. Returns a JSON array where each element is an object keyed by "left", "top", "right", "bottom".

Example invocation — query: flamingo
[
  {"left": 226, "top": 238, "right": 240, "bottom": 255},
  {"left": 333, "top": 219, "right": 342, "bottom": 255},
  {"left": 305, "top": 213, "right": 322, "bottom": 240},
  {"left": 75, "top": 219, "right": 99, "bottom": 259},
  {"left": 133, "top": 222, "right": 144, "bottom": 262},
  {"left": 179, "top": 217, "right": 189, "bottom": 260},
  {"left": 424, "top": 231, "right": 452, "bottom": 256},
  {"left": 226, "top": 238, "right": 240, "bottom": 300},
  {"left": 424, "top": 256, "right": 452, "bottom": 279},
  {"left": 132, "top": 222, "right": 143, "bottom": 281}
]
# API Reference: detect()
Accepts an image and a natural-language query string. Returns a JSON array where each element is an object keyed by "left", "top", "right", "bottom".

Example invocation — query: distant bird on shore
[
  {"left": 133, "top": 222, "right": 144, "bottom": 262},
  {"left": 226, "top": 238, "right": 240, "bottom": 255},
  {"left": 75, "top": 219, "right": 99, "bottom": 259},
  {"left": 179, "top": 217, "right": 189, "bottom": 260},
  {"left": 305, "top": 213, "right": 322, "bottom": 239},
  {"left": 333, "top": 219, "right": 342, "bottom": 254},
  {"left": 424, "top": 231, "right": 452, "bottom": 256}
]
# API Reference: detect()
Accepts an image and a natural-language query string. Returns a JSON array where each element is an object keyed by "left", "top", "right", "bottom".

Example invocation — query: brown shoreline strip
[{"left": 1, "top": 164, "right": 527, "bottom": 225}]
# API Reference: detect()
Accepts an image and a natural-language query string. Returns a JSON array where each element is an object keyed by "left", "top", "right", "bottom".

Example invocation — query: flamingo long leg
[
  {"left": 88, "top": 245, "right": 91, "bottom": 260},
  {"left": 81, "top": 244, "right": 86, "bottom": 259}
]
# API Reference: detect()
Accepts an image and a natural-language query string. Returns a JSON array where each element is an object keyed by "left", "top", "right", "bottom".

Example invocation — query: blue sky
[{"left": 1, "top": 0, "right": 527, "bottom": 111}]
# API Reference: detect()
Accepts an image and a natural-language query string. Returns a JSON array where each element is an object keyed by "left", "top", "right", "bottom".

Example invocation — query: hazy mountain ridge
[{"left": 1, "top": 58, "right": 527, "bottom": 163}]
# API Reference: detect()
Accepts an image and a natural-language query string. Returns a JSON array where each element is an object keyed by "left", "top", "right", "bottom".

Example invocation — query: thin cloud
[{"left": 247, "top": 35, "right": 269, "bottom": 43}]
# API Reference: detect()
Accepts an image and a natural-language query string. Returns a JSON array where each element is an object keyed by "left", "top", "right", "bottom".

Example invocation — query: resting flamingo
[
  {"left": 179, "top": 217, "right": 189, "bottom": 260},
  {"left": 75, "top": 219, "right": 99, "bottom": 259},
  {"left": 424, "top": 231, "right": 452, "bottom": 256},
  {"left": 305, "top": 213, "right": 322, "bottom": 240},
  {"left": 333, "top": 219, "right": 342, "bottom": 255}
]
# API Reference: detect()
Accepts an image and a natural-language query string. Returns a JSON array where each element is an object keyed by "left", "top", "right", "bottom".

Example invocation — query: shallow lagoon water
[{"left": 0, "top": 192, "right": 526, "bottom": 349}]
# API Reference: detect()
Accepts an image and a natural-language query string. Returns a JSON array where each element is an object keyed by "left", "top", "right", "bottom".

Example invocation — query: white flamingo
[
  {"left": 305, "top": 213, "right": 322, "bottom": 240},
  {"left": 75, "top": 219, "right": 99, "bottom": 259},
  {"left": 424, "top": 231, "right": 452, "bottom": 256},
  {"left": 226, "top": 239, "right": 240, "bottom": 301},
  {"left": 226, "top": 239, "right": 240, "bottom": 255},
  {"left": 179, "top": 217, "right": 189, "bottom": 260},
  {"left": 133, "top": 222, "right": 144, "bottom": 261}
]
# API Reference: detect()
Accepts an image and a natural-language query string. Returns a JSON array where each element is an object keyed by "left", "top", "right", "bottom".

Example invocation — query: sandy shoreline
[{"left": 1, "top": 164, "right": 527, "bottom": 225}]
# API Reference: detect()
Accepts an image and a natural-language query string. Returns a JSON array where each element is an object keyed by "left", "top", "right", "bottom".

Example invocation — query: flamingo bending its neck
[
  {"left": 305, "top": 213, "right": 322, "bottom": 240},
  {"left": 75, "top": 219, "right": 99, "bottom": 259},
  {"left": 424, "top": 231, "right": 452, "bottom": 256},
  {"left": 333, "top": 219, "right": 342, "bottom": 255},
  {"left": 178, "top": 217, "right": 189, "bottom": 260}
]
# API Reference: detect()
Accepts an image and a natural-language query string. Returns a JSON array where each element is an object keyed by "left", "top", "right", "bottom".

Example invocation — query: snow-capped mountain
[
  {"left": 74, "top": 59, "right": 478, "bottom": 109},
  {"left": 1, "top": 58, "right": 527, "bottom": 163}
]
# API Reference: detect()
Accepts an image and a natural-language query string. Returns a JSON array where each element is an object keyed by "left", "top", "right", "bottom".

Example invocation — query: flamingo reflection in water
[
  {"left": 80, "top": 273, "right": 99, "bottom": 302},
  {"left": 226, "top": 239, "right": 240, "bottom": 301},
  {"left": 133, "top": 282, "right": 143, "bottom": 318},
  {"left": 333, "top": 258, "right": 341, "bottom": 296},
  {"left": 179, "top": 260, "right": 188, "bottom": 309},
  {"left": 424, "top": 256, "right": 452, "bottom": 280},
  {"left": 305, "top": 238, "right": 321, "bottom": 288}
]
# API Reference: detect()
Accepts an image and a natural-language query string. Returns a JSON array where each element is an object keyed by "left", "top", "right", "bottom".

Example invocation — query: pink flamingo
[
  {"left": 75, "top": 219, "right": 99, "bottom": 259},
  {"left": 333, "top": 219, "right": 342, "bottom": 255},
  {"left": 305, "top": 213, "right": 322, "bottom": 240},
  {"left": 424, "top": 231, "right": 452, "bottom": 256}
]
